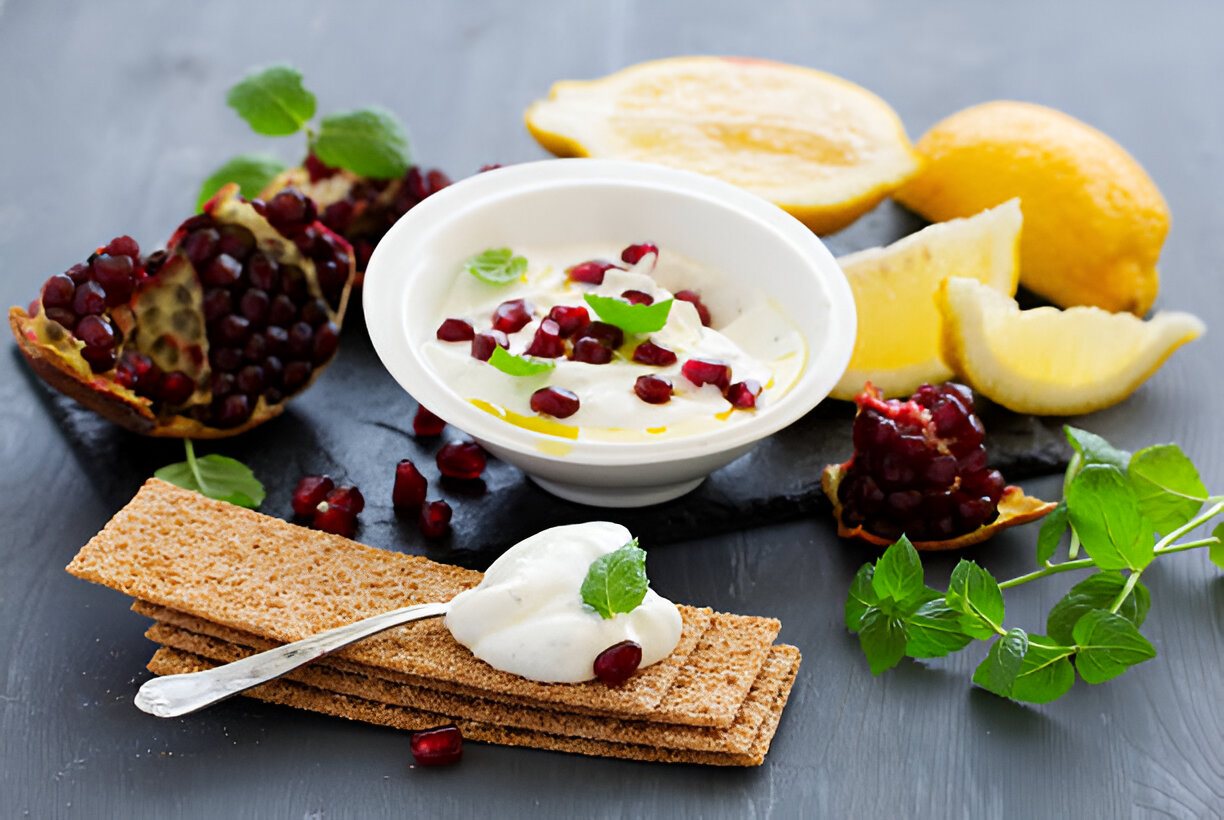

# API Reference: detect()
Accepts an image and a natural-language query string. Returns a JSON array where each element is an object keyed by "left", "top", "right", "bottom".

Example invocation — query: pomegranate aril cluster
[
  {"left": 293, "top": 474, "right": 365, "bottom": 537},
  {"left": 837, "top": 382, "right": 1006, "bottom": 542}
]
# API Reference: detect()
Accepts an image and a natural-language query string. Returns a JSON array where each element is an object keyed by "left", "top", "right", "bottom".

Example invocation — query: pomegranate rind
[{"left": 821, "top": 462, "right": 1056, "bottom": 552}]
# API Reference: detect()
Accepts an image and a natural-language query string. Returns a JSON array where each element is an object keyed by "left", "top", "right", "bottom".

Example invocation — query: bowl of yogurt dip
[{"left": 364, "top": 159, "right": 855, "bottom": 507}]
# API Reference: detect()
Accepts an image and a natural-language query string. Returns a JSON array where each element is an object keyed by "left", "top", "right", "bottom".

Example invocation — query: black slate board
[{"left": 17, "top": 295, "right": 1069, "bottom": 570}]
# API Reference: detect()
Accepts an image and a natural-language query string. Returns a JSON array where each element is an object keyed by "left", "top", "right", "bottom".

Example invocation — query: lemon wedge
[
  {"left": 525, "top": 56, "right": 921, "bottom": 235},
  {"left": 830, "top": 199, "right": 1021, "bottom": 400},
  {"left": 936, "top": 277, "right": 1204, "bottom": 414}
]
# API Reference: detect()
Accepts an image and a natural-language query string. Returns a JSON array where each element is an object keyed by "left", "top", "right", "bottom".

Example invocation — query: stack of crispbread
[{"left": 66, "top": 479, "right": 800, "bottom": 766}]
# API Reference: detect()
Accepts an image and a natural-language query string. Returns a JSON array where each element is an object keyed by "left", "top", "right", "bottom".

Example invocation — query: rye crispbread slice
[
  {"left": 146, "top": 646, "right": 800, "bottom": 766},
  {"left": 68, "top": 479, "right": 735, "bottom": 719},
  {"left": 145, "top": 623, "right": 797, "bottom": 755},
  {"left": 134, "top": 600, "right": 779, "bottom": 726}
]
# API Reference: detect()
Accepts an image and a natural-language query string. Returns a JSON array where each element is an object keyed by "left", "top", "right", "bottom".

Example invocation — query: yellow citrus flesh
[
  {"left": 830, "top": 199, "right": 1021, "bottom": 400},
  {"left": 525, "top": 56, "right": 922, "bottom": 234},
  {"left": 895, "top": 100, "right": 1169, "bottom": 316},
  {"left": 936, "top": 277, "right": 1204, "bottom": 415}
]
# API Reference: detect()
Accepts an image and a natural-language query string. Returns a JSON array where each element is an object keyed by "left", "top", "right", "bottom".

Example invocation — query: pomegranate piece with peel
[
  {"left": 10, "top": 184, "right": 356, "bottom": 437},
  {"left": 594, "top": 641, "right": 643, "bottom": 686},
  {"left": 410, "top": 724, "right": 463, "bottom": 766},
  {"left": 437, "top": 441, "right": 487, "bottom": 480},
  {"left": 823, "top": 382, "right": 1055, "bottom": 550}
]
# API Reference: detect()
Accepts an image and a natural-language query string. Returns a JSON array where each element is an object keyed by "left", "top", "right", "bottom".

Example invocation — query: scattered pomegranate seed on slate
[
  {"left": 413, "top": 405, "right": 447, "bottom": 436},
  {"left": 530, "top": 386, "right": 580, "bottom": 418},
  {"left": 634, "top": 375, "right": 673, "bottom": 404},
  {"left": 292, "top": 475, "right": 335, "bottom": 516},
  {"left": 681, "top": 358, "right": 732, "bottom": 391},
  {"left": 593, "top": 641, "right": 642, "bottom": 686},
  {"left": 393, "top": 460, "right": 428, "bottom": 508},
  {"left": 419, "top": 500, "right": 453, "bottom": 538},
  {"left": 436, "top": 318, "right": 475, "bottom": 342},
  {"left": 437, "top": 441, "right": 487, "bottom": 479},
  {"left": 410, "top": 724, "right": 463, "bottom": 766},
  {"left": 620, "top": 242, "right": 659, "bottom": 265},
  {"left": 674, "top": 289, "right": 711, "bottom": 326}
]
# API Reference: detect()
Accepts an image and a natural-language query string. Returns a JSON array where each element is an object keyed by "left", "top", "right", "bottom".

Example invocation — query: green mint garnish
[
  {"left": 197, "top": 153, "right": 288, "bottom": 212},
  {"left": 226, "top": 65, "right": 317, "bottom": 136},
  {"left": 312, "top": 107, "right": 412, "bottom": 179},
  {"left": 843, "top": 425, "right": 1224, "bottom": 705},
  {"left": 154, "top": 440, "right": 266, "bottom": 509},
  {"left": 487, "top": 345, "right": 555, "bottom": 377},
  {"left": 464, "top": 248, "right": 528, "bottom": 285},
  {"left": 580, "top": 540, "right": 649, "bottom": 620},
  {"left": 583, "top": 293, "right": 672, "bottom": 335}
]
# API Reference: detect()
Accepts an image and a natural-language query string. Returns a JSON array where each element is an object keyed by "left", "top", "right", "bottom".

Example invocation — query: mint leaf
[
  {"left": 155, "top": 441, "right": 265, "bottom": 508},
  {"left": 1072, "top": 609, "right": 1156, "bottom": 684},
  {"left": 313, "top": 106, "right": 412, "bottom": 179},
  {"left": 464, "top": 248, "right": 527, "bottom": 285},
  {"left": 197, "top": 153, "right": 287, "bottom": 212},
  {"left": 1046, "top": 572, "right": 1150, "bottom": 646},
  {"left": 1128, "top": 444, "right": 1208, "bottom": 535},
  {"left": 1035, "top": 500, "right": 1069, "bottom": 565},
  {"left": 1009, "top": 637, "right": 1076, "bottom": 704},
  {"left": 871, "top": 535, "right": 924, "bottom": 603},
  {"left": 858, "top": 607, "right": 908, "bottom": 675},
  {"left": 226, "top": 65, "right": 316, "bottom": 136},
  {"left": 972, "top": 627, "right": 1028, "bottom": 697},
  {"left": 904, "top": 598, "right": 974, "bottom": 658},
  {"left": 487, "top": 346, "right": 556, "bottom": 377},
  {"left": 946, "top": 560, "right": 1004, "bottom": 639},
  {"left": 583, "top": 293, "right": 673, "bottom": 335},
  {"left": 1066, "top": 465, "right": 1154, "bottom": 571},
  {"left": 1064, "top": 426, "right": 1131, "bottom": 473},
  {"left": 1210, "top": 522, "right": 1224, "bottom": 570},
  {"left": 580, "top": 540, "right": 648, "bottom": 620},
  {"left": 845, "top": 564, "right": 879, "bottom": 631}
]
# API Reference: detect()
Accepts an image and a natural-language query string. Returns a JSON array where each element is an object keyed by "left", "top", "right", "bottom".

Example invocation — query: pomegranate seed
[
  {"left": 675, "top": 289, "right": 711, "bottom": 326},
  {"left": 413, "top": 406, "right": 447, "bottom": 436},
  {"left": 436, "top": 318, "right": 475, "bottom": 342},
  {"left": 312, "top": 322, "right": 340, "bottom": 364},
  {"left": 492, "top": 299, "right": 533, "bottom": 334},
  {"left": 265, "top": 189, "right": 317, "bottom": 234},
  {"left": 41, "top": 274, "right": 76, "bottom": 308},
  {"left": 81, "top": 346, "right": 117, "bottom": 373},
  {"left": 304, "top": 153, "right": 339, "bottom": 183},
  {"left": 211, "top": 346, "right": 243, "bottom": 373},
  {"left": 323, "top": 485, "right": 365, "bottom": 516},
  {"left": 91, "top": 254, "right": 135, "bottom": 305},
  {"left": 571, "top": 338, "right": 613, "bottom": 364},
  {"left": 282, "top": 359, "right": 313, "bottom": 390},
  {"left": 530, "top": 386, "right": 580, "bottom": 418},
  {"left": 239, "top": 289, "right": 271, "bottom": 324},
  {"left": 104, "top": 235, "right": 140, "bottom": 258},
  {"left": 75, "top": 315, "right": 116, "bottom": 350},
  {"left": 217, "top": 224, "right": 256, "bottom": 261},
  {"left": 280, "top": 265, "right": 308, "bottom": 300},
  {"left": 405, "top": 167, "right": 429, "bottom": 201},
  {"left": 634, "top": 375, "right": 672, "bottom": 404},
  {"left": 566, "top": 260, "right": 619, "bottom": 285},
  {"left": 437, "top": 441, "right": 486, "bottom": 479},
  {"left": 156, "top": 371, "right": 195, "bottom": 405},
  {"left": 213, "top": 393, "right": 253, "bottom": 427},
  {"left": 203, "top": 253, "right": 243, "bottom": 287},
  {"left": 216, "top": 314, "right": 251, "bottom": 346},
  {"left": 312, "top": 505, "right": 356, "bottom": 537},
  {"left": 182, "top": 228, "right": 219, "bottom": 266},
  {"left": 524, "top": 319, "right": 565, "bottom": 358},
  {"left": 44, "top": 306, "right": 76, "bottom": 328},
  {"left": 581, "top": 322, "right": 624, "bottom": 350},
  {"left": 392, "top": 461, "right": 428, "bottom": 508},
  {"left": 593, "top": 641, "right": 642, "bottom": 686},
  {"left": 547, "top": 305, "right": 589, "bottom": 337},
  {"left": 631, "top": 341, "right": 676, "bottom": 366},
  {"left": 265, "top": 325, "right": 289, "bottom": 355},
  {"left": 65, "top": 263, "right": 91, "bottom": 284},
  {"left": 246, "top": 252, "right": 279, "bottom": 291},
  {"left": 211, "top": 372, "right": 235, "bottom": 397},
  {"left": 621, "top": 242, "right": 658, "bottom": 266},
  {"left": 419, "top": 500, "right": 453, "bottom": 539},
  {"left": 621, "top": 289, "right": 653, "bottom": 306},
  {"left": 321, "top": 199, "right": 355, "bottom": 232},
  {"left": 726, "top": 380, "right": 761, "bottom": 409},
  {"left": 203, "top": 288, "right": 233, "bottom": 322},
  {"left": 268, "top": 295, "right": 298, "bottom": 327},
  {"left": 72, "top": 281, "right": 106, "bottom": 316},
  {"left": 262, "top": 355, "right": 284, "bottom": 386},
  {"left": 115, "top": 351, "right": 161, "bottom": 395},
  {"left": 425, "top": 169, "right": 452, "bottom": 195},
  {"left": 681, "top": 358, "right": 731, "bottom": 391},
  {"left": 235, "top": 364, "right": 266, "bottom": 394},
  {"left": 471, "top": 330, "right": 508, "bottom": 362},
  {"left": 292, "top": 474, "right": 335, "bottom": 516},
  {"left": 410, "top": 724, "right": 462, "bottom": 766},
  {"left": 287, "top": 322, "right": 314, "bottom": 357}
]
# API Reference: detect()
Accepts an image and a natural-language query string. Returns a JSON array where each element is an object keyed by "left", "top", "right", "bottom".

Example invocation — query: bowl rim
[{"left": 363, "top": 158, "right": 856, "bottom": 467}]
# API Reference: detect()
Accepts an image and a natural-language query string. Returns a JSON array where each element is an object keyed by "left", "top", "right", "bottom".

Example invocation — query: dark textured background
[{"left": 2, "top": 1, "right": 1221, "bottom": 817}]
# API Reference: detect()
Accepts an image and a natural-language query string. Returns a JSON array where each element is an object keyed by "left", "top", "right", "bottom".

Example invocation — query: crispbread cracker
[
  {"left": 134, "top": 600, "right": 778, "bottom": 726},
  {"left": 146, "top": 622, "right": 795, "bottom": 754},
  {"left": 146, "top": 646, "right": 800, "bottom": 766},
  {"left": 69, "top": 479, "right": 731, "bottom": 718}
]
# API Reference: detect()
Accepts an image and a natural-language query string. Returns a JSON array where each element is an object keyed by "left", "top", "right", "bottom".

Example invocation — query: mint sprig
[
  {"left": 580, "top": 540, "right": 649, "bottom": 620},
  {"left": 845, "top": 425, "right": 1224, "bottom": 704},
  {"left": 487, "top": 346, "right": 555, "bottom": 377},
  {"left": 465, "top": 248, "right": 528, "bottom": 285},
  {"left": 154, "top": 440, "right": 266, "bottom": 509},
  {"left": 199, "top": 64, "right": 414, "bottom": 209},
  {"left": 583, "top": 293, "right": 673, "bottom": 335}
]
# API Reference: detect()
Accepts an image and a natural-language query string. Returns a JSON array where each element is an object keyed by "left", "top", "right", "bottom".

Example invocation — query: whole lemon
[{"left": 894, "top": 101, "right": 1169, "bottom": 316}]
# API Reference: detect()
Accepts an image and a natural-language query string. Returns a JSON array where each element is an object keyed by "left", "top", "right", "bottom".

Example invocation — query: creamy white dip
[
  {"left": 444, "top": 522, "right": 683, "bottom": 683},
  {"left": 422, "top": 244, "right": 806, "bottom": 442}
]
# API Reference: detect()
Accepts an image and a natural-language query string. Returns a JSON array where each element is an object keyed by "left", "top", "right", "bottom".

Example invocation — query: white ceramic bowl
[{"left": 363, "top": 159, "right": 856, "bottom": 507}]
